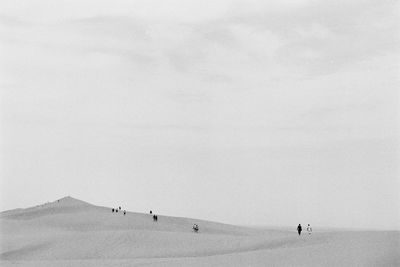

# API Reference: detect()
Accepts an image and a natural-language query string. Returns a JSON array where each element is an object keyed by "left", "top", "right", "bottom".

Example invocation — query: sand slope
[{"left": 1, "top": 197, "right": 399, "bottom": 266}]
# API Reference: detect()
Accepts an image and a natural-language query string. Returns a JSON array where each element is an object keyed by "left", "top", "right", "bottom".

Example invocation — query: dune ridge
[{"left": 1, "top": 197, "right": 399, "bottom": 266}]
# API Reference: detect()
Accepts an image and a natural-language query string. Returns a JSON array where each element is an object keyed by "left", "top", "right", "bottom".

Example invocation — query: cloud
[{"left": 2, "top": 0, "right": 397, "bottom": 82}]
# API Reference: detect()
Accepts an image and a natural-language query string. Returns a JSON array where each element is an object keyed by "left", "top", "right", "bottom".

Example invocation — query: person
[
  {"left": 123, "top": 210, "right": 126, "bottom": 215},
  {"left": 193, "top": 224, "right": 199, "bottom": 232},
  {"left": 150, "top": 210, "right": 153, "bottom": 214},
  {"left": 153, "top": 214, "right": 157, "bottom": 222},
  {"left": 297, "top": 224, "right": 302, "bottom": 235},
  {"left": 119, "top": 206, "right": 121, "bottom": 210},
  {"left": 112, "top": 208, "right": 114, "bottom": 213},
  {"left": 307, "top": 224, "right": 312, "bottom": 235}
]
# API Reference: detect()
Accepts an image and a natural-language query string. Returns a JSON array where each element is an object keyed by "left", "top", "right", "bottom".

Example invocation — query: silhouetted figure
[
  {"left": 153, "top": 215, "right": 156, "bottom": 221},
  {"left": 112, "top": 208, "right": 115, "bottom": 212},
  {"left": 119, "top": 206, "right": 121, "bottom": 210},
  {"left": 123, "top": 210, "right": 126, "bottom": 215},
  {"left": 116, "top": 209, "right": 118, "bottom": 213},
  {"left": 150, "top": 210, "right": 152, "bottom": 214},
  {"left": 297, "top": 224, "right": 302, "bottom": 235},
  {"left": 193, "top": 224, "right": 199, "bottom": 232},
  {"left": 307, "top": 224, "right": 312, "bottom": 235}
]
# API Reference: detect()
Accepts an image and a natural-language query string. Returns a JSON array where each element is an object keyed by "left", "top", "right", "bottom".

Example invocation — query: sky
[{"left": 0, "top": 0, "right": 399, "bottom": 230}]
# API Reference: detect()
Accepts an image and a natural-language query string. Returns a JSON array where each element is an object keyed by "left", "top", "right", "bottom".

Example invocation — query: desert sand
[{"left": 1, "top": 197, "right": 399, "bottom": 266}]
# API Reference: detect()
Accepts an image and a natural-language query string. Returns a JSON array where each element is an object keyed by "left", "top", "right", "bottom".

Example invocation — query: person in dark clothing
[
  {"left": 150, "top": 210, "right": 152, "bottom": 214},
  {"left": 123, "top": 210, "right": 126, "bottom": 215},
  {"left": 153, "top": 215, "right": 156, "bottom": 221},
  {"left": 297, "top": 224, "right": 302, "bottom": 235},
  {"left": 112, "top": 208, "right": 114, "bottom": 212},
  {"left": 119, "top": 206, "right": 121, "bottom": 210}
]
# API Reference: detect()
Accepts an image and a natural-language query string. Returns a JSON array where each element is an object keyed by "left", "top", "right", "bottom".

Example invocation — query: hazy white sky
[{"left": 1, "top": 0, "right": 399, "bottom": 230}]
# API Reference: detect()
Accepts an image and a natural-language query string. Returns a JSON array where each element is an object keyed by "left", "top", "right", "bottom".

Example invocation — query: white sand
[{"left": 1, "top": 197, "right": 399, "bottom": 266}]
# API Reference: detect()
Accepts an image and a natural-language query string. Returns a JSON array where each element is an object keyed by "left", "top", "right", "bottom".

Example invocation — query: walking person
[
  {"left": 297, "top": 224, "right": 302, "bottom": 235},
  {"left": 307, "top": 224, "right": 312, "bottom": 235}
]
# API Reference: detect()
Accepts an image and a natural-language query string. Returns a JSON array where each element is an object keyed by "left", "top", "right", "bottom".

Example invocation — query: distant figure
[
  {"left": 150, "top": 210, "right": 153, "bottom": 215},
  {"left": 307, "top": 224, "right": 312, "bottom": 235},
  {"left": 153, "top": 215, "right": 156, "bottom": 221},
  {"left": 116, "top": 209, "right": 118, "bottom": 213},
  {"left": 193, "top": 224, "right": 199, "bottom": 232},
  {"left": 297, "top": 224, "right": 302, "bottom": 235},
  {"left": 119, "top": 206, "right": 121, "bottom": 210},
  {"left": 112, "top": 208, "right": 115, "bottom": 213},
  {"left": 123, "top": 210, "right": 126, "bottom": 215}
]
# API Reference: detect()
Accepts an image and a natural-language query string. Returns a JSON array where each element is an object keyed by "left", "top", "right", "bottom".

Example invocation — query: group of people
[
  {"left": 112, "top": 206, "right": 306, "bottom": 236},
  {"left": 297, "top": 224, "right": 312, "bottom": 235},
  {"left": 110, "top": 208, "right": 199, "bottom": 232},
  {"left": 150, "top": 210, "right": 199, "bottom": 232},
  {"left": 150, "top": 210, "right": 158, "bottom": 222},
  {"left": 111, "top": 206, "right": 126, "bottom": 215}
]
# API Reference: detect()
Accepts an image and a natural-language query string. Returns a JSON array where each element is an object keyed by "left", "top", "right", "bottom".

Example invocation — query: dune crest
[{"left": 1, "top": 197, "right": 399, "bottom": 266}]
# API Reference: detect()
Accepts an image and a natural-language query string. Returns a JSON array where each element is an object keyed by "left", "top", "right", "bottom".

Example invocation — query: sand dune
[{"left": 1, "top": 197, "right": 399, "bottom": 266}]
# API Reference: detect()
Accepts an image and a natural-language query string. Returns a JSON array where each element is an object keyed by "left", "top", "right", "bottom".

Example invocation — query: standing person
[
  {"left": 307, "top": 224, "right": 312, "bottom": 235},
  {"left": 297, "top": 224, "right": 302, "bottom": 235}
]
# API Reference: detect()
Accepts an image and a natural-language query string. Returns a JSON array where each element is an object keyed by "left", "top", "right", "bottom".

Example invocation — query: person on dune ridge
[
  {"left": 307, "top": 224, "right": 312, "bottom": 235},
  {"left": 297, "top": 224, "right": 302, "bottom": 235}
]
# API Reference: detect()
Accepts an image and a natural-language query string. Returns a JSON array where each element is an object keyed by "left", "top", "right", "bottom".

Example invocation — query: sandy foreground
[{"left": 1, "top": 197, "right": 399, "bottom": 267}]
